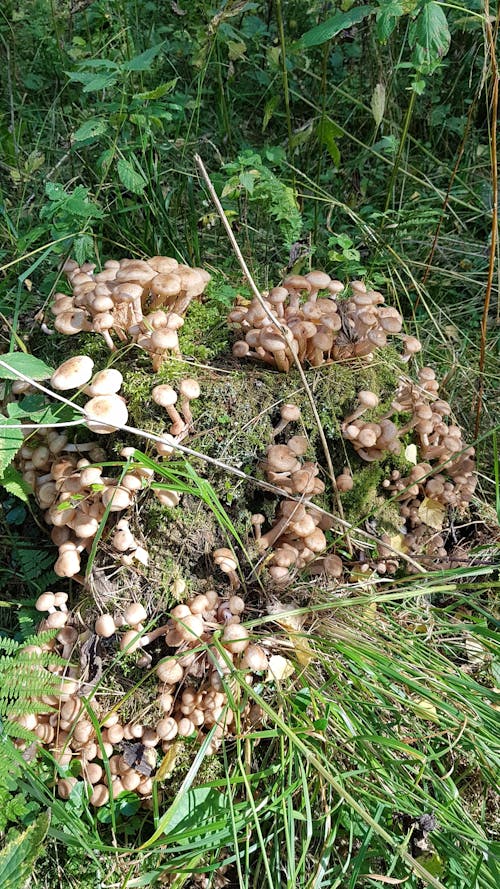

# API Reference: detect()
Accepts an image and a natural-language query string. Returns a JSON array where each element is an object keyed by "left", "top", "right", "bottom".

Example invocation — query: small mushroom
[
  {"left": 51, "top": 356, "right": 94, "bottom": 391},
  {"left": 272, "top": 403, "right": 301, "bottom": 438}
]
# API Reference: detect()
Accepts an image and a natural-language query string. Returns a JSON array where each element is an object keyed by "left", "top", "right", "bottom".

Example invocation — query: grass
[{"left": 1, "top": 1, "right": 499, "bottom": 887}]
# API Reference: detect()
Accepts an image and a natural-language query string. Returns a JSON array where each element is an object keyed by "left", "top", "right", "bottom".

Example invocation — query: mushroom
[
  {"left": 344, "top": 391, "right": 379, "bottom": 425},
  {"left": 272, "top": 403, "right": 301, "bottom": 438},
  {"left": 178, "top": 378, "right": 200, "bottom": 427},
  {"left": 84, "top": 394, "right": 129, "bottom": 433},
  {"left": 51, "top": 356, "right": 94, "bottom": 391},
  {"left": 213, "top": 548, "right": 240, "bottom": 590},
  {"left": 151, "top": 385, "right": 186, "bottom": 436}
]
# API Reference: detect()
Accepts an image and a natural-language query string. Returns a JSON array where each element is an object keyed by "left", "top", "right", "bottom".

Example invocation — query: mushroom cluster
[
  {"left": 342, "top": 390, "right": 402, "bottom": 461},
  {"left": 228, "top": 274, "right": 404, "bottom": 370},
  {"left": 15, "top": 430, "right": 152, "bottom": 577},
  {"left": 254, "top": 499, "right": 341, "bottom": 584},
  {"left": 50, "top": 355, "right": 129, "bottom": 433},
  {"left": 13, "top": 587, "right": 267, "bottom": 807},
  {"left": 54, "top": 256, "right": 210, "bottom": 370}
]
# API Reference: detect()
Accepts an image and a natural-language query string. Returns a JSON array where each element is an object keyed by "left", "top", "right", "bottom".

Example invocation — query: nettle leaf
[
  {"left": 0, "top": 464, "right": 31, "bottom": 502},
  {"left": 0, "top": 810, "right": 50, "bottom": 889},
  {"left": 73, "top": 118, "right": 108, "bottom": 144},
  {"left": 297, "top": 6, "right": 375, "bottom": 48},
  {"left": 117, "top": 158, "right": 147, "bottom": 195},
  {"left": 122, "top": 43, "right": 165, "bottom": 72},
  {"left": 409, "top": 1, "right": 451, "bottom": 73},
  {"left": 0, "top": 352, "right": 53, "bottom": 381},
  {"left": 317, "top": 118, "right": 342, "bottom": 167},
  {"left": 82, "top": 72, "right": 120, "bottom": 93},
  {"left": 135, "top": 78, "right": 178, "bottom": 100},
  {"left": 375, "top": 0, "right": 405, "bottom": 42},
  {"left": 0, "top": 420, "right": 24, "bottom": 474}
]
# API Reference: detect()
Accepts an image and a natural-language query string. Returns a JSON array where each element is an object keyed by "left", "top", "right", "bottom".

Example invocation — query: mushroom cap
[
  {"left": 179, "top": 378, "right": 200, "bottom": 399},
  {"left": 259, "top": 330, "right": 287, "bottom": 352},
  {"left": 279, "top": 403, "right": 301, "bottom": 422},
  {"left": 36, "top": 592, "right": 56, "bottom": 611},
  {"left": 150, "top": 273, "right": 182, "bottom": 298},
  {"left": 357, "top": 390, "right": 379, "bottom": 409},
  {"left": 95, "top": 614, "right": 116, "bottom": 638},
  {"left": 51, "top": 355, "right": 94, "bottom": 391},
  {"left": 152, "top": 385, "right": 178, "bottom": 408},
  {"left": 306, "top": 271, "right": 331, "bottom": 290},
  {"left": 222, "top": 622, "right": 250, "bottom": 653},
  {"left": 283, "top": 275, "right": 312, "bottom": 293},
  {"left": 85, "top": 394, "right": 129, "bottom": 433},
  {"left": 124, "top": 603, "right": 147, "bottom": 627},
  {"left": 87, "top": 369, "right": 123, "bottom": 396},
  {"left": 265, "top": 445, "right": 300, "bottom": 473}
]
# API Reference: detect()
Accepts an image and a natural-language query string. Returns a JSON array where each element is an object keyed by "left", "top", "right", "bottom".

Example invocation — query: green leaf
[
  {"left": 297, "top": 6, "right": 375, "bottom": 48},
  {"left": 0, "top": 352, "right": 53, "bottom": 381},
  {"left": 117, "top": 158, "right": 147, "bottom": 195},
  {"left": 0, "top": 464, "right": 31, "bottom": 502},
  {"left": 262, "top": 94, "right": 280, "bottom": 133},
  {"left": 135, "top": 78, "right": 178, "bottom": 100},
  {"left": 73, "top": 118, "right": 108, "bottom": 143},
  {"left": 0, "top": 810, "right": 50, "bottom": 889},
  {"left": 375, "top": 0, "right": 405, "bottom": 42},
  {"left": 409, "top": 1, "right": 451, "bottom": 75},
  {"left": 82, "top": 72, "right": 119, "bottom": 93},
  {"left": 122, "top": 43, "right": 165, "bottom": 72},
  {"left": 0, "top": 420, "right": 23, "bottom": 474},
  {"left": 317, "top": 118, "right": 341, "bottom": 167}
]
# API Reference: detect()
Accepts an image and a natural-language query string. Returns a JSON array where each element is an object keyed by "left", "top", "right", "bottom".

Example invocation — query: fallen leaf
[
  {"left": 267, "top": 655, "right": 294, "bottom": 682},
  {"left": 413, "top": 698, "right": 439, "bottom": 722},
  {"left": 389, "top": 533, "right": 408, "bottom": 554},
  {"left": 418, "top": 497, "right": 446, "bottom": 531},
  {"left": 289, "top": 633, "right": 315, "bottom": 667},
  {"left": 360, "top": 875, "right": 409, "bottom": 884},
  {"left": 404, "top": 443, "right": 418, "bottom": 465}
]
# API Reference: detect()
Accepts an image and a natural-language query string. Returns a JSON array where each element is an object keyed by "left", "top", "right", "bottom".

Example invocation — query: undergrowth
[{"left": 0, "top": 2, "right": 499, "bottom": 888}]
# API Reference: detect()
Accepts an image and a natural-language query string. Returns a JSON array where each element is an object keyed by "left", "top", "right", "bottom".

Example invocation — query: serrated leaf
[
  {"left": 0, "top": 810, "right": 50, "bottom": 889},
  {"left": 122, "top": 43, "right": 165, "bottom": 72},
  {"left": 0, "top": 464, "right": 31, "bottom": 502},
  {"left": 371, "top": 82, "right": 386, "bottom": 127},
  {"left": 375, "top": 0, "right": 405, "bottom": 42},
  {"left": 297, "top": 6, "right": 375, "bottom": 48},
  {"left": 0, "top": 352, "right": 53, "bottom": 381},
  {"left": 317, "top": 118, "right": 342, "bottom": 167},
  {"left": 73, "top": 117, "right": 108, "bottom": 143},
  {"left": 0, "top": 418, "right": 24, "bottom": 474},
  {"left": 82, "top": 72, "right": 119, "bottom": 93},
  {"left": 117, "top": 158, "right": 147, "bottom": 195},
  {"left": 262, "top": 94, "right": 280, "bottom": 133},
  {"left": 409, "top": 1, "right": 451, "bottom": 75},
  {"left": 135, "top": 78, "right": 178, "bottom": 100},
  {"left": 404, "top": 443, "right": 418, "bottom": 464},
  {"left": 418, "top": 497, "right": 445, "bottom": 531}
]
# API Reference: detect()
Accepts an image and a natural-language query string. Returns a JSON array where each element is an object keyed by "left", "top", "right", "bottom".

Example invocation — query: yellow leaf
[
  {"left": 418, "top": 497, "right": 446, "bottom": 531},
  {"left": 288, "top": 632, "right": 315, "bottom": 667},
  {"left": 413, "top": 698, "right": 439, "bottom": 722},
  {"left": 389, "top": 533, "right": 408, "bottom": 554},
  {"left": 267, "top": 655, "right": 294, "bottom": 682},
  {"left": 404, "top": 443, "right": 418, "bottom": 465}
]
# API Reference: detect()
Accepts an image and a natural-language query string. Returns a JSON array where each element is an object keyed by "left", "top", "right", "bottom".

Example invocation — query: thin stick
[
  {"left": 193, "top": 153, "right": 351, "bottom": 552},
  {"left": 0, "top": 358, "right": 422, "bottom": 571},
  {"left": 475, "top": 3, "right": 498, "bottom": 437}
]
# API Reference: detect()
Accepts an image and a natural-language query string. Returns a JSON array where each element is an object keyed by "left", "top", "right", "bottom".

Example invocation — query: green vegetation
[{"left": 0, "top": 2, "right": 499, "bottom": 888}]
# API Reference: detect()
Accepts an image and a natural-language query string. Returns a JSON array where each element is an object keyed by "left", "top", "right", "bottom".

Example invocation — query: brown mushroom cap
[
  {"left": 85, "top": 394, "right": 129, "bottom": 433},
  {"left": 51, "top": 356, "right": 94, "bottom": 391}
]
